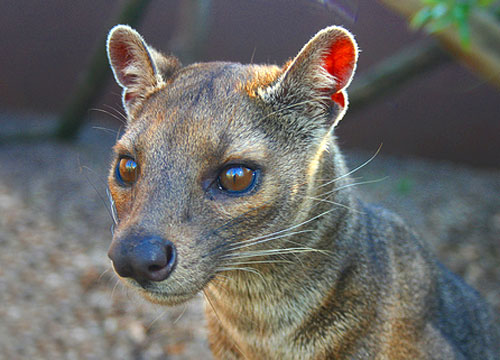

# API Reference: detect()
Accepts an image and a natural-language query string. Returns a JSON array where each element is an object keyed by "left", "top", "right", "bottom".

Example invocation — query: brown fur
[
  {"left": 105, "top": 25, "right": 499, "bottom": 359},
  {"left": 240, "top": 66, "right": 282, "bottom": 97}
]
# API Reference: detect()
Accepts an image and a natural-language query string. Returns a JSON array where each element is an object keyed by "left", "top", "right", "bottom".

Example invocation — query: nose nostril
[
  {"left": 148, "top": 264, "right": 165, "bottom": 273},
  {"left": 144, "top": 240, "right": 176, "bottom": 282},
  {"left": 165, "top": 242, "right": 175, "bottom": 266},
  {"left": 109, "top": 235, "right": 177, "bottom": 283}
]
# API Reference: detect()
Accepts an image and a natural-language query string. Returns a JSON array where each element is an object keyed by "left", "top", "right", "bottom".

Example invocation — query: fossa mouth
[
  {"left": 121, "top": 278, "right": 198, "bottom": 305},
  {"left": 139, "top": 288, "right": 195, "bottom": 306}
]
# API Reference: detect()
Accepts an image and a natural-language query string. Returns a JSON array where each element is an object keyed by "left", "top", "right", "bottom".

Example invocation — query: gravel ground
[{"left": 0, "top": 117, "right": 499, "bottom": 359}]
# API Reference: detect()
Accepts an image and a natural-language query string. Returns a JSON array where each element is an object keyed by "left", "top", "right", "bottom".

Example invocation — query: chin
[
  {"left": 139, "top": 289, "right": 196, "bottom": 306},
  {"left": 119, "top": 278, "right": 198, "bottom": 306}
]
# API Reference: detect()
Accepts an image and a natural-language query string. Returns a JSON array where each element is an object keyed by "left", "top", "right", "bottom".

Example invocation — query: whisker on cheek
[
  {"left": 172, "top": 304, "right": 188, "bottom": 325},
  {"left": 316, "top": 177, "right": 388, "bottom": 199},
  {"left": 215, "top": 267, "right": 265, "bottom": 282},
  {"left": 146, "top": 308, "right": 170, "bottom": 330},
  {"left": 106, "top": 187, "right": 119, "bottom": 225},
  {"left": 227, "top": 229, "right": 315, "bottom": 251},
  {"left": 315, "top": 144, "right": 383, "bottom": 190}
]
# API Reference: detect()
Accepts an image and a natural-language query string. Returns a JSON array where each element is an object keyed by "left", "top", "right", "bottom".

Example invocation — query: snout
[{"left": 108, "top": 234, "right": 177, "bottom": 285}]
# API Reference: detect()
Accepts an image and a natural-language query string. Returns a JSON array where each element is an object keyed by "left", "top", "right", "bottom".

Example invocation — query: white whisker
[
  {"left": 317, "top": 144, "right": 383, "bottom": 189},
  {"left": 317, "top": 177, "right": 388, "bottom": 199},
  {"left": 172, "top": 304, "right": 188, "bottom": 325},
  {"left": 223, "top": 247, "right": 329, "bottom": 260},
  {"left": 91, "top": 126, "right": 119, "bottom": 135},
  {"left": 106, "top": 187, "right": 119, "bottom": 225},
  {"left": 146, "top": 309, "right": 169, "bottom": 330},
  {"left": 228, "top": 229, "right": 314, "bottom": 251},
  {"left": 90, "top": 107, "right": 127, "bottom": 125},
  {"left": 103, "top": 103, "right": 128, "bottom": 122},
  {"left": 228, "top": 208, "right": 335, "bottom": 253},
  {"left": 224, "top": 259, "right": 294, "bottom": 266},
  {"left": 216, "top": 266, "right": 265, "bottom": 281},
  {"left": 306, "top": 196, "right": 362, "bottom": 213}
]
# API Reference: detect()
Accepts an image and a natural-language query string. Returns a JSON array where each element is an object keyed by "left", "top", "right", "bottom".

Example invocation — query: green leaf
[
  {"left": 457, "top": 15, "right": 471, "bottom": 46},
  {"left": 452, "top": 3, "right": 469, "bottom": 23},
  {"left": 431, "top": 3, "right": 449, "bottom": 18},
  {"left": 478, "top": 0, "right": 495, "bottom": 7},
  {"left": 412, "top": 0, "right": 496, "bottom": 48},
  {"left": 427, "top": 15, "right": 454, "bottom": 32},
  {"left": 422, "top": 0, "right": 441, "bottom": 5},
  {"left": 411, "top": 7, "right": 434, "bottom": 28}
]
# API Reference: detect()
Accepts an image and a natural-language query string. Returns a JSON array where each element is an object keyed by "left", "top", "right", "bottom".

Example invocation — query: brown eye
[
  {"left": 116, "top": 157, "right": 139, "bottom": 185},
  {"left": 218, "top": 165, "right": 256, "bottom": 194}
]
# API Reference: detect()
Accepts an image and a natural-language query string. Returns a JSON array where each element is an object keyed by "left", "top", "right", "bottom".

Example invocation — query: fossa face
[{"left": 106, "top": 25, "right": 357, "bottom": 305}]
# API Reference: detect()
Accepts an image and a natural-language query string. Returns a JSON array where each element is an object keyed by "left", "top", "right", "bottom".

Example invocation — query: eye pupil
[
  {"left": 125, "top": 160, "right": 136, "bottom": 172},
  {"left": 117, "top": 157, "right": 139, "bottom": 185},
  {"left": 219, "top": 165, "right": 255, "bottom": 193},
  {"left": 228, "top": 167, "right": 243, "bottom": 183}
]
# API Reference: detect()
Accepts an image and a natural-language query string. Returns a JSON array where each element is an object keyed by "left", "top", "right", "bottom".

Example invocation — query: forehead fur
[
  {"left": 118, "top": 60, "right": 324, "bottom": 168},
  {"left": 119, "top": 62, "right": 273, "bottom": 157},
  {"left": 239, "top": 65, "right": 282, "bottom": 98}
]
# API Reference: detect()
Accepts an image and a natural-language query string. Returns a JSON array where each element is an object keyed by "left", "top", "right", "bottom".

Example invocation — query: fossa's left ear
[{"left": 259, "top": 26, "right": 358, "bottom": 127}]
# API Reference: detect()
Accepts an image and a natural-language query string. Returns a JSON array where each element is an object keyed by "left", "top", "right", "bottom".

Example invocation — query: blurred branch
[
  {"left": 379, "top": 0, "right": 500, "bottom": 88},
  {"left": 52, "top": 0, "right": 212, "bottom": 141},
  {"left": 54, "top": 0, "right": 153, "bottom": 140},
  {"left": 349, "top": 39, "right": 451, "bottom": 111},
  {"left": 168, "top": 0, "right": 212, "bottom": 64}
]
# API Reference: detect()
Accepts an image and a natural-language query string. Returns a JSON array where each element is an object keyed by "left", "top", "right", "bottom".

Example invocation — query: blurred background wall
[{"left": 0, "top": 0, "right": 499, "bottom": 167}]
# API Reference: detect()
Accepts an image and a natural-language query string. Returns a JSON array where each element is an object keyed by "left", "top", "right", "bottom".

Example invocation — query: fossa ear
[
  {"left": 106, "top": 25, "right": 180, "bottom": 117},
  {"left": 259, "top": 26, "right": 358, "bottom": 127}
]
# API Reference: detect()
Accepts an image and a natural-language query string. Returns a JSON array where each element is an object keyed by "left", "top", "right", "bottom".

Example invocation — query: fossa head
[{"left": 106, "top": 24, "right": 358, "bottom": 305}]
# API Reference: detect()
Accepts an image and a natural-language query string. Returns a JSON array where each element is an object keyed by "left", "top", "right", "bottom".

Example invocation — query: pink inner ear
[
  {"left": 322, "top": 37, "right": 355, "bottom": 106},
  {"left": 124, "top": 91, "right": 136, "bottom": 103},
  {"left": 331, "top": 91, "right": 345, "bottom": 108},
  {"left": 111, "top": 42, "right": 134, "bottom": 86}
]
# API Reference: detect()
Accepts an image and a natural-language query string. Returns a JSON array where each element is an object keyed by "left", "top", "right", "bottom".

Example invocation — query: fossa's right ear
[
  {"left": 259, "top": 26, "right": 358, "bottom": 128},
  {"left": 106, "top": 25, "right": 181, "bottom": 117}
]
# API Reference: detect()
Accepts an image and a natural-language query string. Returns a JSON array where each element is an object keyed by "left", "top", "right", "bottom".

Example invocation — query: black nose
[{"left": 108, "top": 235, "right": 177, "bottom": 283}]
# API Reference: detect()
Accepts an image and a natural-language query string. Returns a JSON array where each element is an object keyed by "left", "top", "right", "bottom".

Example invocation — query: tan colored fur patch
[{"left": 241, "top": 66, "right": 282, "bottom": 97}]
